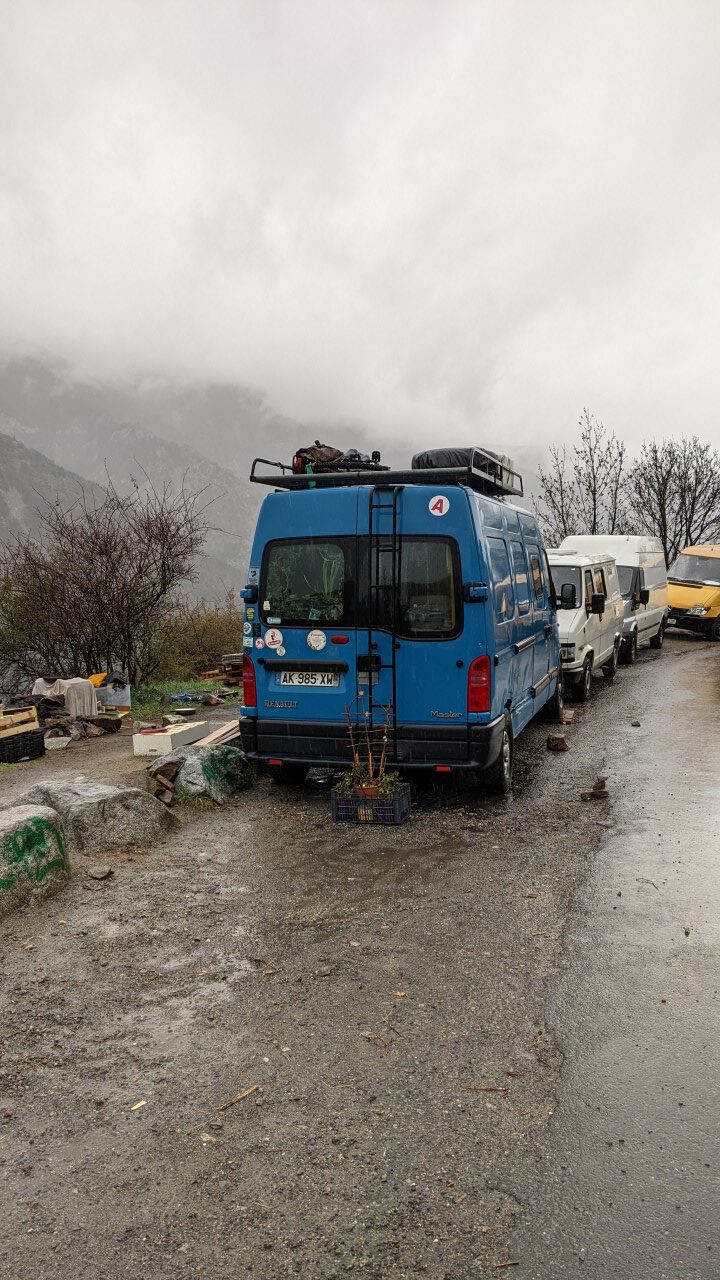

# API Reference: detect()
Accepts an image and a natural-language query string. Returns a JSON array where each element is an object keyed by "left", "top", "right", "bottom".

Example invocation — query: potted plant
[{"left": 330, "top": 699, "right": 410, "bottom": 825}]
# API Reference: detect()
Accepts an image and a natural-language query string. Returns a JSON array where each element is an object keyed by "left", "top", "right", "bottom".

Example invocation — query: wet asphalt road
[
  {"left": 512, "top": 633, "right": 720, "bottom": 1278},
  {"left": 0, "top": 634, "right": 717, "bottom": 1278}
]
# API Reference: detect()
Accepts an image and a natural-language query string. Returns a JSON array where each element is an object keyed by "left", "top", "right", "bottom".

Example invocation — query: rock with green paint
[
  {"left": 169, "top": 745, "right": 254, "bottom": 804},
  {"left": 13, "top": 781, "right": 179, "bottom": 852},
  {"left": 0, "top": 804, "right": 69, "bottom": 916}
]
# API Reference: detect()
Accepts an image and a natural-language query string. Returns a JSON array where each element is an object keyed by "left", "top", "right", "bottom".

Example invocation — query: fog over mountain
[{"left": 2, "top": 1, "right": 720, "bottom": 458}]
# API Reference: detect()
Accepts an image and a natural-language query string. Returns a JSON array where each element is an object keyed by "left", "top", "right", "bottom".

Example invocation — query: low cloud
[{"left": 1, "top": 0, "right": 719, "bottom": 455}]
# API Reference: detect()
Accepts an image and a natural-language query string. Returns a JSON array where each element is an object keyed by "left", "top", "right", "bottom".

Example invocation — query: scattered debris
[
  {"left": 581, "top": 775, "right": 609, "bottom": 801},
  {"left": 547, "top": 732, "right": 569, "bottom": 752},
  {"left": 684, "top": 926, "right": 691, "bottom": 937},
  {"left": 492, "top": 1262, "right": 519, "bottom": 1270},
  {"left": 559, "top": 708, "right": 575, "bottom": 725},
  {"left": 636, "top": 876, "right": 658, "bottom": 889},
  {"left": 130, "top": 1100, "right": 147, "bottom": 1111},
  {"left": 217, "top": 1084, "right": 261, "bottom": 1112},
  {"left": 631, "top": 720, "right": 641, "bottom": 727}
]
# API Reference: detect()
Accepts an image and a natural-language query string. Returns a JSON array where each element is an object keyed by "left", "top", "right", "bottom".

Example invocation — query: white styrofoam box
[{"left": 132, "top": 721, "right": 210, "bottom": 757}]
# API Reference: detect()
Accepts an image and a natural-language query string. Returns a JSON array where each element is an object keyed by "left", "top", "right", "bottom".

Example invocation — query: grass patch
[
  {"left": 174, "top": 788, "right": 217, "bottom": 809},
  {"left": 0, "top": 762, "right": 17, "bottom": 774},
  {"left": 132, "top": 678, "right": 212, "bottom": 720}
]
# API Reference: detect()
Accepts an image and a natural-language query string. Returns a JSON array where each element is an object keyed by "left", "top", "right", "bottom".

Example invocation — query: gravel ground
[{"left": 0, "top": 641, "right": 689, "bottom": 1278}]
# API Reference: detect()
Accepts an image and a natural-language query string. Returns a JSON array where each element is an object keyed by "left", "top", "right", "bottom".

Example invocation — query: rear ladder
[{"left": 364, "top": 485, "right": 403, "bottom": 758}]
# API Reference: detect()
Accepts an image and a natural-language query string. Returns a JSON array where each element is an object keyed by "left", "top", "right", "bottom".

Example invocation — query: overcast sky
[{"left": 2, "top": 0, "right": 720, "bottom": 455}]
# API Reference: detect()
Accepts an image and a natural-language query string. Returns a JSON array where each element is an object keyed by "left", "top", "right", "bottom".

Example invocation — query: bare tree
[
  {"left": 629, "top": 437, "right": 720, "bottom": 564},
  {"left": 535, "top": 409, "right": 629, "bottom": 544},
  {"left": 0, "top": 479, "right": 208, "bottom": 685}
]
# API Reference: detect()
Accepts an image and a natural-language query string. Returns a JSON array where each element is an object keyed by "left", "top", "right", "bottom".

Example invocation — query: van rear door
[{"left": 358, "top": 486, "right": 475, "bottom": 764}]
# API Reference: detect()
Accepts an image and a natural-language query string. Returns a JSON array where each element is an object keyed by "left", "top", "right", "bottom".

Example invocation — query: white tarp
[{"left": 32, "top": 677, "right": 98, "bottom": 720}]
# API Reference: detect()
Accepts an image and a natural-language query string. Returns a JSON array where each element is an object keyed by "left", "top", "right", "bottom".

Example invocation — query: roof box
[{"left": 412, "top": 447, "right": 522, "bottom": 497}]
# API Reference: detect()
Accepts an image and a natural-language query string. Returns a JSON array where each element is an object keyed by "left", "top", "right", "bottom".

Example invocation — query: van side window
[
  {"left": 529, "top": 552, "right": 544, "bottom": 604},
  {"left": 593, "top": 568, "right": 607, "bottom": 596},
  {"left": 487, "top": 537, "right": 515, "bottom": 623},
  {"left": 510, "top": 541, "right": 531, "bottom": 614},
  {"left": 584, "top": 571, "right": 594, "bottom": 605}
]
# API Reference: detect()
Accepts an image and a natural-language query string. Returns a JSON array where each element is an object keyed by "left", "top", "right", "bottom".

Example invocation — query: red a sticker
[{"left": 429, "top": 495, "right": 449, "bottom": 517}]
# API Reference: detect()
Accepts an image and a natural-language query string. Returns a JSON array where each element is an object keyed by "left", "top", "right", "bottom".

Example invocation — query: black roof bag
[{"left": 412, "top": 446, "right": 505, "bottom": 470}]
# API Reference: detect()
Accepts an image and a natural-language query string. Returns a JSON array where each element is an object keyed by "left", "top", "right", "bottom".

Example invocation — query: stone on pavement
[
  {"left": 10, "top": 781, "right": 179, "bottom": 852},
  {"left": 0, "top": 804, "right": 70, "bottom": 916}
]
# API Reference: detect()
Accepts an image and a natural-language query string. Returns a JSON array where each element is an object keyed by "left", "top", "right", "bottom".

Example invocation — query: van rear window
[
  {"left": 261, "top": 536, "right": 461, "bottom": 638},
  {"left": 262, "top": 539, "right": 354, "bottom": 624}
]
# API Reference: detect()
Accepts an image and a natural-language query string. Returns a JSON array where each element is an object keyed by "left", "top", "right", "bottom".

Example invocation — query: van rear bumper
[{"left": 239, "top": 715, "right": 505, "bottom": 772}]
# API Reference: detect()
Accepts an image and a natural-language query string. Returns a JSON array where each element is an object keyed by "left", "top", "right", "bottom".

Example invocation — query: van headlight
[{"left": 688, "top": 605, "right": 709, "bottom": 616}]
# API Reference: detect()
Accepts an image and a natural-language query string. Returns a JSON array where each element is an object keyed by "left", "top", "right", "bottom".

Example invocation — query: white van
[
  {"left": 557, "top": 535, "right": 668, "bottom": 662},
  {"left": 547, "top": 551, "right": 624, "bottom": 701}
]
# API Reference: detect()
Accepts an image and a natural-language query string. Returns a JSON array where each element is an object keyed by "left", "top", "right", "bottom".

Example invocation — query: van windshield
[
  {"left": 668, "top": 553, "right": 720, "bottom": 587},
  {"left": 550, "top": 565, "right": 582, "bottom": 605}
]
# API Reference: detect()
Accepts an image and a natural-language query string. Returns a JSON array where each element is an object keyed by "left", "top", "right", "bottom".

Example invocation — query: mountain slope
[{"left": 0, "top": 428, "right": 244, "bottom": 600}]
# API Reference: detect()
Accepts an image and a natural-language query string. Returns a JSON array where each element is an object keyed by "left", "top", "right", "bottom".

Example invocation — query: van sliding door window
[
  {"left": 510, "top": 541, "right": 531, "bottom": 615},
  {"left": 487, "top": 537, "right": 515, "bottom": 623},
  {"left": 262, "top": 539, "right": 355, "bottom": 624}
]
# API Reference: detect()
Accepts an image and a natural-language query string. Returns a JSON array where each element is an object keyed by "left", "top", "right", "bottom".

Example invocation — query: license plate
[{"left": 275, "top": 670, "right": 339, "bottom": 687}]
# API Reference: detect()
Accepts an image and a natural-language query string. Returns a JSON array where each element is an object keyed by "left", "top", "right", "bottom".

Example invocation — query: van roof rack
[{"left": 250, "top": 448, "right": 523, "bottom": 498}]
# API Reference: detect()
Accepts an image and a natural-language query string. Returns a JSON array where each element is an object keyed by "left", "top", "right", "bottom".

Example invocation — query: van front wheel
[
  {"left": 649, "top": 619, "right": 665, "bottom": 650},
  {"left": 484, "top": 718, "right": 513, "bottom": 795},
  {"left": 571, "top": 657, "right": 593, "bottom": 702}
]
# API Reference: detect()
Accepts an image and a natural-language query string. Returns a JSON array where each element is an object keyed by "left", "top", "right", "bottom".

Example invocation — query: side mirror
[
  {"left": 464, "top": 582, "right": 489, "bottom": 603},
  {"left": 560, "top": 582, "right": 577, "bottom": 609},
  {"left": 241, "top": 585, "right": 258, "bottom": 602},
  {"left": 639, "top": 587, "right": 650, "bottom": 606},
  {"left": 590, "top": 592, "right": 605, "bottom": 616}
]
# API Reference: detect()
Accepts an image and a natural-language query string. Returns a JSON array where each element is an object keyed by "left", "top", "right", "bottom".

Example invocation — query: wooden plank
[
  {"left": 196, "top": 721, "right": 239, "bottom": 747},
  {"left": 0, "top": 721, "right": 42, "bottom": 740},
  {"left": 0, "top": 707, "right": 38, "bottom": 729}
]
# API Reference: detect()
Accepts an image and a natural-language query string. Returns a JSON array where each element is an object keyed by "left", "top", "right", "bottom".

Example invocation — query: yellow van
[{"left": 667, "top": 545, "right": 720, "bottom": 640}]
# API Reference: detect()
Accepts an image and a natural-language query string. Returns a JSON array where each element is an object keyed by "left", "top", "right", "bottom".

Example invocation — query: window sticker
[
  {"left": 307, "top": 629, "right": 327, "bottom": 651},
  {"left": 429, "top": 495, "right": 450, "bottom": 517},
  {"left": 265, "top": 628, "right": 284, "bottom": 650}
]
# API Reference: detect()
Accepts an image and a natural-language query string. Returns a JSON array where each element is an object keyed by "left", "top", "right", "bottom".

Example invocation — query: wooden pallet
[{"left": 0, "top": 706, "right": 40, "bottom": 739}]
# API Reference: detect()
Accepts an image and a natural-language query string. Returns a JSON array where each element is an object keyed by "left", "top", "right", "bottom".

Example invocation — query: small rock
[
  {"left": 87, "top": 866, "right": 113, "bottom": 881},
  {"left": 631, "top": 720, "right": 641, "bottom": 728},
  {"left": 547, "top": 732, "right": 569, "bottom": 752},
  {"left": 684, "top": 926, "right": 690, "bottom": 937}
]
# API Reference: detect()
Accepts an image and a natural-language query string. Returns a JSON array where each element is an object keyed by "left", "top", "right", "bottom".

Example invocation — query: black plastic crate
[
  {"left": 330, "top": 782, "right": 411, "bottom": 825},
  {"left": 0, "top": 727, "right": 46, "bottom": 764}
]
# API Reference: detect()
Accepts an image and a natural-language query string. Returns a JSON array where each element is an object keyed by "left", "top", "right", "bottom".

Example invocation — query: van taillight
[
  {"left": 242, "top": 655, "right": 257, "bottom": 708},
  {"left": 468, "top": 655, "right": 491, "bottom": 713}
]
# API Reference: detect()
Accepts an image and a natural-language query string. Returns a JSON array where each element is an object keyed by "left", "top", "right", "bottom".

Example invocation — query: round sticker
[
  {"left": 243, "top": 621, "right": 252, "bottom": 635},
  {"left": 254, "top": 637, "right": 265, "bottom": 650},
  {"left": 429, "top": 494, "right": 450, "bottom": 517},
  {"left": 276, "top": 646, "right": 285, "bottom": 657},
  {"left": 307, "top": 629, "right": 327, "bottom": 651},
  {"left": 265, "top": 628, "right": 283, "bottom": 650}
]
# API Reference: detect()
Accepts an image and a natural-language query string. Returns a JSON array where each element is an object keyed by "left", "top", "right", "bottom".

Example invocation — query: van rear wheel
[
  {"left": 544, "top": 663, "right": 565, "bottom": 721},
  {"left": 484, "top": 717, "right": 513, "bottom": 795},
  {"left": 267, "top": 762, "right": 310, "bottom": 786}
]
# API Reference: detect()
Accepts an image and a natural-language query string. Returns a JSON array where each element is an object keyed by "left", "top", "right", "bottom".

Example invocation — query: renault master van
[
  {"left": 547, "top": 551, "right": 623, "bottom": 701},
  {"left": 668, "top": 544, "right": 720, "bottom": 639},
  {"left": 557, "top": 535, "right": 668, "bottom": 661},
  {"left": 239, "top": 447, "right": 562, "bottom": 793}
]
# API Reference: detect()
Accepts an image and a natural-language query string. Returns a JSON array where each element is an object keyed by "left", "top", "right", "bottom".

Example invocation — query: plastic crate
[
  {"left": 0, "top": 727, "right": 46, "bottom": 764},
  {"left": 330, "top": 782, "right": 411, "bottom": 825}
]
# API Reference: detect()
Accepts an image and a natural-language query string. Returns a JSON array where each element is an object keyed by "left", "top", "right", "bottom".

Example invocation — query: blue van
[{"left": 239, "top": 448, "right": 562, "bottom": 793}]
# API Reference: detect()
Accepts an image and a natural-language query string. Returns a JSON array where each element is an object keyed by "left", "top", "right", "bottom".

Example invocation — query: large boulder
[
  {"left": 0, "top": 805, "right": 70, "bottom": 916},
  {"left": 151, "top": 744, "right": 254, "bottom": 805},
  {"left": 12, "top": 781, "right": 179, "bottom": 852}
]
